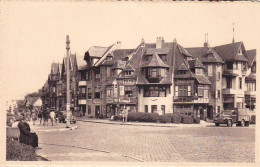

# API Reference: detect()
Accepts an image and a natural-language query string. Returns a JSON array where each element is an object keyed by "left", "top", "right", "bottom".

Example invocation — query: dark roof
[
  {"left": 43, "top": 81, "right": 49, "bottom": 91},
  {"left": 195, "top": 75, "right": 211, "bottom": 85},
  {"left": 141, "top": 53, "right": 169, "bottom": 68},
  {"left": 245, "top": 73, "right": 256, "bottom": 81},
  {"left": 188, "top": 58, "right": 205, "bottom": 69},
  {"left": 222, "top": 70, "right": 239, "bottom": 77},
  {"left": 186, "top": 47, "right": 224, "bottom": 64},
  {"left": 76, "top": 55, "right": 86, "bottom": 70},
  {"left": 112, "top": 60, "right": 126, "bottom": 69},
  {"left": 86, "top": 46, "right": 109, "bottom": 58},
  {"left": 146, "top": 48, "right": 169, "bottom": 55},
  {"left": 124, "top": 64, "right": 135, "bottom": 71},
  {"left": 50, "top": 63, "right": 60, "bottom": 75},
  {"left": 245, "top": 49, "right": 256, "bottom": 67},
  {"left": 214, "top": 42, "right": 248, "bottom": 62}
]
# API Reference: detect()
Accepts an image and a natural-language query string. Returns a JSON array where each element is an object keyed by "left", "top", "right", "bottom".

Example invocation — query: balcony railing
[
  {"left": 173, "top": 96, "right": 209, "bottom": 103},
  {"left": 222, "top": 88, "right": 237, "bottom": 95},
  {"left": 119, "top": 97, "right": 137, "bottom": 103}
]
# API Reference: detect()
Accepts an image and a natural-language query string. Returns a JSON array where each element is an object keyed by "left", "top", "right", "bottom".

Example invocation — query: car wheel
[
  {"left": 227, "top": 120, "right": 232, "bottom": 127},
  {"left": 215, "top": 123, "right": 219, "bottom": 126},
  {"left": 241, "top": 120, "right": 245, "bottom": 127}
]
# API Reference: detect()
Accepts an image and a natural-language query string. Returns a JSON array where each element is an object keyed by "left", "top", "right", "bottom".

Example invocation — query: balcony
[
  {"left": 242, "top": 70, "right": 247, "bottom": 76},
  {"left": 222, "top": 88, "right": 236, "bottom": 95},
  {"left": 78, "top": 81, "right": 87, "bottom": 87},
  {"left": 173, "top": 96, "right": 209, "bottom": 104},
  {"left": 222, "top": 69, "right": 239, "bottom": 77},
  {"left": 192, "top": 98, "right": 209, "bottom": 104},
  {"left": 78, "top": 99, "right": 86, "bottom": 105}
]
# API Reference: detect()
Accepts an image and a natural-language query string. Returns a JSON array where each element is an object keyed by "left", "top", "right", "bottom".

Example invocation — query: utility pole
[{"left": 66, "top": 35, "right": 71, "bottom": 128}]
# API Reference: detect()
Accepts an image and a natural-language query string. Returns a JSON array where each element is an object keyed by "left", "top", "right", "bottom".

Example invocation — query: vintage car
[
  {"left": 214, "top": 108, "right": 250, "bottom": 127},
  {"left": 57, "top": 111, "right": 77, "bottom": 124}
]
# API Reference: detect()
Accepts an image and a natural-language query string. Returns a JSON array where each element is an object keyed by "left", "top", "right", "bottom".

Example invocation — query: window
[
  {"left": 151, "top": 105, "right": 157, "bottom": 113},
  {"left": 252, "top": 64, "right": 256, "bottom": 73},
  {"left": 179, "top": 86, "right": 188, "bottom": 96},
  {"left": 119, "top": 86, "right": 124, "bottom": 96},
  {"left": 106, "top": 89, "right": 112, "bottom": 97},
  {"left": 125, "top": 71, "right": 132, "bottom": 76},
  {"left": 159, "top": 55, "right": 167, "bottom": 61},
  {"left": 226, "top": 62, "right": 233, "bottom": 69},
  {"left": 144, "top": 86, "right": 166, "bottom": 97},
  {"left": 94, "top": 92, "right": 100, "bottom": 99},
  {"left": 88, "top": 105, "right": 91, "bottom": 115},
  {"left": 161, "top": 105, "right": 165, "bottom": 115},
  {"left": 217, "top": 90, "right": 220, "bottom": 98},
  {"left": 204, "top": 89, "right": 209, "bottom": 99},
  {"left": 107, "top": 67, "right": 111, "bottom": 77},
  {"left": 151, "top": 68, "right": 157, "bottom": 77},
  {"left": 239, "top": 77, "right": 242, "bottom": 89},
  {"left": 87, "top": 88, "right": 92, "bottom": 99},
  {"left": 145, "top": 105, "right": 148, "bottom": 113},
  {"left": 187, "top": 86, "right": 191, "bottom": 96},
  {"left": 106, "top": 56, "right": 112, "bottom": 61},
  {"left": 242, "top": 62, "right": 246, "bottom": 70},
  {"left": 247, "top": 82, "right": 256, "bottom": 91},
  {"left": 217, "top": 106, "right": 220, "bottom": 113},
  {"left": 208, "top": 65, "right": 213, "bottom": 76},
  {"left": 123, "top": 79, "right": 134, "bottom": 85},
  {"left": 175, "top": 86, "right": 179, "bottom": 96},
  {"left": 87, "top": 71, "right": 92, "bottom": 80},
  {"left": 196, "top": 69, "right": 203, "bottom": 75},
  {"left": 217, "top": 72, "right": 221, "bottom": 81},
  {"left": 227, "top": 78, "right": 232, "bottom": 88},
  {"left": 81, "top": 72, "right": 86, "bottom": 80},
  {"left": 161, "top": 69, "right": 166, "bottom": 77},
  {"left": 95, "top": 73, "right": 100, "bottom": 80},
  {"left": 198, "top": 86, "right": 204, "bottom": 97},
  {"left": 179, "top": 70, "right": 186, "bottom": 74}
]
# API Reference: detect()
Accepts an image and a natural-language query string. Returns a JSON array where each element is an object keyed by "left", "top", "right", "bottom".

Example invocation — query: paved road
[{"left": 36, "top": 121, "right": 255, "bottom": 162}]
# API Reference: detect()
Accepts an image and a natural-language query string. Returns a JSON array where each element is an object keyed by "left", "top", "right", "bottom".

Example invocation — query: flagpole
[{"left": 66, "top": 35, "right": 71, "bottom": 128}]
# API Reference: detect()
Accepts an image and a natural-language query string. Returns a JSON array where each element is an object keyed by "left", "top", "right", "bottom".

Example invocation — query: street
[{"left": 36, "top": 121, "right": 255, "bottom": 162}]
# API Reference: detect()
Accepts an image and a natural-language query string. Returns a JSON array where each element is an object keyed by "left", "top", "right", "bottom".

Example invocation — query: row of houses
[{"left": 40, "top": 37, "right": 256, "bottom": 120}]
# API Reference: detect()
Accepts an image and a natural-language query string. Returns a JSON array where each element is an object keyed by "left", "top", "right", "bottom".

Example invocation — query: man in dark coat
[{"left": 18, "top": 116, "right": 39, "bottom": 148}]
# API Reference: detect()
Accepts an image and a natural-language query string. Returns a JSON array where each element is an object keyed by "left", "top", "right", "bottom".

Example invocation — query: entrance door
[
  {"left": 95, "top": 105, "right": 100, "bottom": 118},
  {"left": 207, "top": 106, "right": 213, "bottom": 119},
  {"left": 161, "top": 105, "right": 165, "bottom": 115},
  {"left": 82, "top": 105, "right": 86, "bottom": 116}
]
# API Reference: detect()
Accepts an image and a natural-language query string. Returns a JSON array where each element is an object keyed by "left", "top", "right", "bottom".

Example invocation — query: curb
[
  {"left": 34, "top": 125, "right": 78, "bottom": 132},
  {"left": 77, "top": 119, "right": 208, "bottom": 128}
]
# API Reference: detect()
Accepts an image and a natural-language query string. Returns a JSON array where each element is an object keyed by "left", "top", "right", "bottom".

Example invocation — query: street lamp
[{"left": 66, "top": 35, "right": 71, "bottom": 128}]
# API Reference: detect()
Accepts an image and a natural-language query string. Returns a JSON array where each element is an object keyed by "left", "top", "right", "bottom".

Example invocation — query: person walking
[
  {"left": 18, "top": 116, "right": 40, "bottom": 148},
  {"left": 31, "top": 110, "right": 37, "bottom": 125},
  {"left": 38, "top": 110, "right": 42, "bottom": 125},
  {"left": 49, "top": 110, "right": 56, "bottom": 126},
  {"left": 122, "top": 107, "right": 128, "bottom": 123}
]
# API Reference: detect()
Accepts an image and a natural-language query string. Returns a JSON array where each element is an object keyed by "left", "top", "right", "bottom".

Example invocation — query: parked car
[
  {"left": 214, "top": 108, "right": 250, "bottom": 127},
  {"left": 57, "top": 111, "right": 77, "bottom": 124}
]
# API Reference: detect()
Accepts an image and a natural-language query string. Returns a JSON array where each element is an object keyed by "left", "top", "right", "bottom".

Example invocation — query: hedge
[
  {"left": 164, "top": 113, "right": 181, "bottom": 124},
  {"left": 250, "top": 115, "right": 256, "bottom": 124},
  {"left": 6, "top": 137, "right": 37, "bottom": 161},
  {"left": 128, "top": 112, "right": 159, "bottom": 122},
  {"left": 158, "top": 115, "right": 171, "bottom": 123},
  {"left": 180, "top": 114, "right": 194, "bottom": 124}
]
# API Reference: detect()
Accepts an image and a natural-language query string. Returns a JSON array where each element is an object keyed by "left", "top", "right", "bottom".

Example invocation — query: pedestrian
[
  {"left": 49, "top": 110, "right": 56, "bottom": 126},
  {"left": 122, "top": 107, "right": 128, "bottom": 123},
  {"left": 18, "top": 116, "right": 40, "bottom": 148},
  {"left": 31, "top": 110, "right": 37, "bottom": 125},
  {"left": 38, "top": 110, "right": 42, "bottom": 125}
]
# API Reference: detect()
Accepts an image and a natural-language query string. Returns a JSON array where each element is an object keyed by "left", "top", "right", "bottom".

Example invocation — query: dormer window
[
  {"left": 159, "top": 54, "right": 167, "bottom": 61},
  {"left": 179, "top": 70, "right": 186, "bottom": 75},
  {"left": 144, "top": 55, "right": 152, "bottom": 61},
  {"left": 125, "top": 71, "right": 132, "bottom": 76},
  {"left": 196, "top": 69, "right": 203, "bottom": 75},
  {"left": 106, "top": 56, "right": 113, "bottom": 61}
]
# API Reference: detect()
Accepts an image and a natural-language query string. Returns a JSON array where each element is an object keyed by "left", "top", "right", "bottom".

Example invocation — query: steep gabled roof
[
  {"left": 146, "top": 48, "right": 169, "bottom": 55},
  {"left": 213, "top": 42, "right": 248, "bottom": 62},
  {"left": 188, "top": 58, "right": 205, "bottom": 69},
  {"left": 186, "top": 47, "right": 224, "bottom": 64},
  {"left": 245, "top": 73, "right": 256, "bottom": 82},
  {"left": 195, "top": 75, "right": 211, "bottom": 85},
  {"left": 177, "top": 63, "right": 189, "bottom": 71},
  {"left": 76, "top": 55, "right": 87, "bottom": 70},
  {"left": 141, "top": 53, "right": 169, "bottom": 68},
  {"left": 112, "top": 60, "right": 126, "bottom": 69},
  {"left": 245, "top": 49, "right": 256, "bottom": 67},
  {"left": 50, "top": 63, "right": 60, "bottom": 75},
  {"left": 86, "top": 46, "right": 109, "bottom": 58}
]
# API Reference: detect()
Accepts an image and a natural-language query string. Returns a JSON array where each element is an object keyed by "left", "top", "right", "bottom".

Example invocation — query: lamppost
[{"left": 66, "top": 35, "right": 71, "bottom": 128}]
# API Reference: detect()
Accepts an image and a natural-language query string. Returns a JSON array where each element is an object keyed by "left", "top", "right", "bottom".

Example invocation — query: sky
[{"left": 0, "top": 2, "right": 260, "bottom": 102}]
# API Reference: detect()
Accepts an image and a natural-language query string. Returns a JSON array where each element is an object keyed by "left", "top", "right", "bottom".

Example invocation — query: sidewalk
[
  {"left": 27, "top": 121, "right": 78, "bottom": 132},
  {"left": 76, "top": 117, "right": 213, "bottom": 128}
]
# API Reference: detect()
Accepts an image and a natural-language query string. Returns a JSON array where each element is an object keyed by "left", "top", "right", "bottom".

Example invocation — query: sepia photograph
[{"left": 0, "top": 1, "right": 259, "bottom": 166}]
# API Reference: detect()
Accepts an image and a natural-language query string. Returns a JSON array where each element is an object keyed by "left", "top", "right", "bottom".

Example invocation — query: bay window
[{"left": 144, "top": 86, "right": 167, "bottom": 97}]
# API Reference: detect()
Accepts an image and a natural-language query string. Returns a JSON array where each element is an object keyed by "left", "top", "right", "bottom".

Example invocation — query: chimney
[
  {"left": 156, "top": 37, "right": 164, "bottom": 49},
  {"left": 116, "top": 41, "right": 121, "bottom": 49},
  {"left": 141, "top": 38, "right": 145, "bottom": 47},
  {"left": 204, "top": 33, "right": 209, "bottom": 48}
]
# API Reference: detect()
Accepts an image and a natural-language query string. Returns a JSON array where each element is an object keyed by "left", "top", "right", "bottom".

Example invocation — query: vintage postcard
[{"left": 0, "top": 1, "right": 259, "bottom": 166}]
